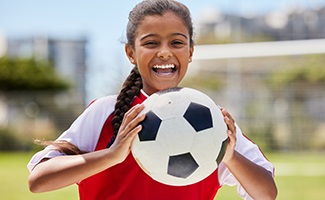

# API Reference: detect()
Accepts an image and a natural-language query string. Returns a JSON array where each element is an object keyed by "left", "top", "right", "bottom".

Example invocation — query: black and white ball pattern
[{"left": 131, "top": 87, "right": 228, "bottom": 186}]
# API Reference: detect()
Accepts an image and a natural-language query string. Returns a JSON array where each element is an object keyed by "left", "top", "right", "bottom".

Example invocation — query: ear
[
  {"left": 189, "top": 45, "right": 194, "bottom": 63},
  {"left": 125, "top": 44, "right": 136, "bottom": 64}
]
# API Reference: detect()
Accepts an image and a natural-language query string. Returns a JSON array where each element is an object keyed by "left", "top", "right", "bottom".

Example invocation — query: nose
[{"left": 157, "top": 48, "right": 172, "bottom": 60}]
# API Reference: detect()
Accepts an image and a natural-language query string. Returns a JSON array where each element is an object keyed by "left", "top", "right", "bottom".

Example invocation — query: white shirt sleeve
[
  {"left": 218, "top": 123, "right": 274, "bottom": 200},
  {"left": 27, "top": 95, "right": 116, "bottom": 172}
]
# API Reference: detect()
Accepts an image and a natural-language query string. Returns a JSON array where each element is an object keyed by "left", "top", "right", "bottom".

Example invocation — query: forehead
[{"left": 136, "top": 12, "right": 189, "bottom": 38}]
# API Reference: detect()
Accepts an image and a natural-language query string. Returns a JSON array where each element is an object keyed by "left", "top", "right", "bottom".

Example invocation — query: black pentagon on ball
[
  {"left": 216, "top": 139, "right": 228, "bottom": 165},
  {"left": 183, "top": 102, "right": 213, "bottom": 132},
  {"left": 138, "top": 111, "right": 162, "bottom": 141},
  {"left": 167, "top": 152, "right": 199, "bottom": 179}
]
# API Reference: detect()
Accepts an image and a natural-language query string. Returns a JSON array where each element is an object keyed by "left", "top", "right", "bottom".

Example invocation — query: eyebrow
[{"left": 140, "top": 33, "right": 188, "bottom": 41}]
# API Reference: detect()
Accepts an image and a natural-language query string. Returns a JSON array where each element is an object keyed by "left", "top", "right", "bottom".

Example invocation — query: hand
[
  {"left": 109, "top": 104, "right": 145, "bottom": 164},
  {"left": 220, "top": 107, "right": 237, "bottom": 164},
  {"left": 219, "top": 109, "right": 278, "bottom": 199}
]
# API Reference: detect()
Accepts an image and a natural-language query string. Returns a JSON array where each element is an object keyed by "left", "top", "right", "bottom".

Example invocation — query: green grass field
[{"left": 1, "top": 152, "right": 324, "bottom": 200}]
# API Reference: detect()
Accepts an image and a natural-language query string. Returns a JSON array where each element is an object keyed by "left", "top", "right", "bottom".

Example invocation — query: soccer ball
[{"left": 131, "top": 87, "right": 228, "bottom": 186}]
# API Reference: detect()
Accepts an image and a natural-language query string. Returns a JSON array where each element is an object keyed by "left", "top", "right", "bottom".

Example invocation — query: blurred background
[{"left": 0, "top": 0, "right": 324, "bottom": 199}]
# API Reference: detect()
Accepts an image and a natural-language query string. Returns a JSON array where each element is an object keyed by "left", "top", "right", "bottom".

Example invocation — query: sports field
[{"left": 1, "top": 152, "right": 324, "bottom": 200}]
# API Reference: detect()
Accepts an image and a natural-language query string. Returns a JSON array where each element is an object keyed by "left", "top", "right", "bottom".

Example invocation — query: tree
[{"left": 0, "top": 57, "right": 70, "bottom": 91}]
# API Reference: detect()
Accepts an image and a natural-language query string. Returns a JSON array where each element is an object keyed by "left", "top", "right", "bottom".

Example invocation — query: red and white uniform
[{"left": 28, "top": 90, "right": 274, "bottom": 200}]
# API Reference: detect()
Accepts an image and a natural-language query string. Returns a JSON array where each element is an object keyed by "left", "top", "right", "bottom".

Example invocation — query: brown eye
[
  {"left": 171, "top": 40, "right": 185, "bottom": 48},
  {"left": 144, "top": 41, "right": 158, "bottom": 48}
]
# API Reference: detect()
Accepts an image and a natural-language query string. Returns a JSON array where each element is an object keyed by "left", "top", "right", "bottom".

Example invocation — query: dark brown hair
[
  {"left": 40, "top": 0, "right": 194, "bottom": 154},
  {"left": 126, "top": 0, "right": 194, "bottom": 48}
]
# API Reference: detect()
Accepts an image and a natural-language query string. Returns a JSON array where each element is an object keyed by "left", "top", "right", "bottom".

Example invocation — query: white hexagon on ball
[{"left": 131, "top": 87, "right": 228, "bottom": 186}]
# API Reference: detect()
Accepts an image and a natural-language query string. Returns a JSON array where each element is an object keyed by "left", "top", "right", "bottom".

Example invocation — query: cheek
[
  {"left": 137, "top": 50, "right": 154, "bottom": 64},
  {"left": 177, "top": 48, "right": 191, "bottom": 61},
  {"left": 180, "top": 67, "right": 188, "bottom": 77}
]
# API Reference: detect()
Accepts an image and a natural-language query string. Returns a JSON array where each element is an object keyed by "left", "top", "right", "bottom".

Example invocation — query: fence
[{"left": 186, "top": 39, "right": 325, "bottom": 152}]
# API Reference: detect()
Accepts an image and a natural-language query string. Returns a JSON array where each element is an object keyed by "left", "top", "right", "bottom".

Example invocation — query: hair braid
[{"left": 107, "top": 66, "right": 142, "bottom": 147}]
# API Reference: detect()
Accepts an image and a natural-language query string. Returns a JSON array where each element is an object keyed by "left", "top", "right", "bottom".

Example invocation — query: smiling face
[{"left": 125, "top": 12, "right": 194, "bottom": 96}]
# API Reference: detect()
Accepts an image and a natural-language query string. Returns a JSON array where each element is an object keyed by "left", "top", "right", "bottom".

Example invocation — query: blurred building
[
  {"left": 195, "top": 5, "right": 325, "bottom": 43},
  {"left": 188, "top": 4, "right": 325, "bottom": 151},
  {"left": 0, "top": 35, "right": 88, "bottom": 137}
]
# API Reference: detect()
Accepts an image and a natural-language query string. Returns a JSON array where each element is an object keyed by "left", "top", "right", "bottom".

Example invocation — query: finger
[
  {"left": 227, "top": 128, "right": 236, "bottom": 141},
  {"left": 121, "top": 113, "right": 146, "bottom": 138},
  {"left": 221, "top": 108, "right": 236, "bottom": 131},
  {"left": 123, "top": 124, "right": 143, "bottom": 144},
  {"left": 224, "top": 116, "right": 236, "bottom": 133},
  {"left": 116, "top": 124, "right": 143, "bottom": 150},
  {"left": 120, "top": 104, "right": 144, "bottom": 128},
  {"left": 221, "top": 108, "right": 234, "bottom": 122},
  {"left": 118, "top": 105, "right": 145, "bottom": 139}
]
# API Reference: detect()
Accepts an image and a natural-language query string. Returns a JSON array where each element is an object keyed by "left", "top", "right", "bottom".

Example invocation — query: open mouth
[{"left": 152, "top": 64, "right": 177, "bottom": 76}]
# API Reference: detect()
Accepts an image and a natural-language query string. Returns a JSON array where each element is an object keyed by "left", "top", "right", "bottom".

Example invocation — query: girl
[{"left": 27, "top": 0, "right": 277, "bottom": 199}]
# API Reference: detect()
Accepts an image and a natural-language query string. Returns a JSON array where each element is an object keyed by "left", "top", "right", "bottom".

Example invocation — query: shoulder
[
  {"left": 58, "top": 94, "right": 118, "bottom": 151},
  {"left": 83, "top": 95, "right": 117, "bottom": 115},
  {"left": 87, "top": 95, "right": 117, "bottom": 108}
]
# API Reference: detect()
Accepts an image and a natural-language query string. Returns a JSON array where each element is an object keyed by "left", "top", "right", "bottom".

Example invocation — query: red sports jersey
[
  {"left": 77, "top": 92, "right": 222, "bottom": 200},
  {"left": 28, "top": 90, "right": 274, "bottom": 200}
]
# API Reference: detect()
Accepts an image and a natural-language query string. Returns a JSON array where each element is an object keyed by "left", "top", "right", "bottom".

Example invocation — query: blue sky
[{"left": 1, "top": 0, "right": 324, "bottom": 99}]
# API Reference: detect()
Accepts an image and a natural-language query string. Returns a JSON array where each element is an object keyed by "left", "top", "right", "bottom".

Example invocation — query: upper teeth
[{"left": 153, "top": 64, "right": 175, "bottom": 69}]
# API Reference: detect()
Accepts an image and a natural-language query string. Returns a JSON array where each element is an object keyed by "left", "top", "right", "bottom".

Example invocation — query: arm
[
  {"left": 221, "top": 108, "right": 277, "bottom": 200},
  {"left": 28, "top": 149, "right": 119, "bottom": 193},
  {"left": 28, "top": 104, "right": 145, "bottom": 193}
]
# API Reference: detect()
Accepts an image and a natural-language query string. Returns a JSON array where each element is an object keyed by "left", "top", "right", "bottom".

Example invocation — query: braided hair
[{"left": 107, "top": 66, "right": 142, "bottom": 147}]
